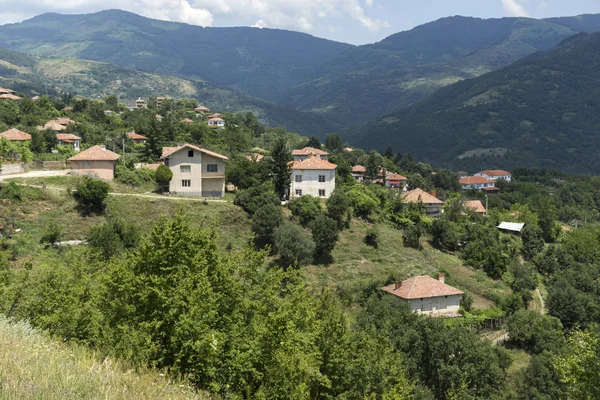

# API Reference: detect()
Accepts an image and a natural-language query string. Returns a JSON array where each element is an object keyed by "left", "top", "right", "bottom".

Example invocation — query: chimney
[
  {"left": 429, "top": 190, "right": 437, "bottom": 198},
  {"left": 100, "top": 145, "right": 106, "bottom": 151},
  {"left": 438, "top": 273, "right": 445, "bottom": 284},
  {"left": 394, "top": 281, "right": 402, "bottom": 291}
]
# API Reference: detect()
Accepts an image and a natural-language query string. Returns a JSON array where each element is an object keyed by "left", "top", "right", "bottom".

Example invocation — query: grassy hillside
[
  {"left": 284, "top": 15, "right": 600, "bottom": 126},
  {"left": 0, "top": 315, "right": 204, "bottom": 399},
  {"left": 0, "top": 9, "right": 352, "bottom": 101},
  {"left": 347, "top": 31, "right": 600, "bottom": 174}
]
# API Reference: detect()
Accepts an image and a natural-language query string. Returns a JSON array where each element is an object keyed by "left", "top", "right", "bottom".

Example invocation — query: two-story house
[
  {"left": 403, "top": 188, "right": 444, "bottom": 217},
  {"left": 290, "top": 147, "right": 336, "bottom": 199},
  {"left": 207, "top": 117, "right": 225, "bottom": 128},
  {"left": 292, "top": 147, "right": 328, "bottom": 161},
  {"left": 475, "top": 169, "right": 512, "bottom": 182},
  {"left": 160, "top": 144, "right": 229, "bottom": 197},
  {"left": 459, "top": 176, "right": 496, "bottom": 191}
]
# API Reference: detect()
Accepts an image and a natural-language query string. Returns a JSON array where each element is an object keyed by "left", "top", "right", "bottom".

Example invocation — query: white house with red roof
[
  {"left": 160, "top": 144, "right": 229, "bottom": 197},
  {"left": 208, "top": 117, "right": 225, "bottom": 128},
  {"left": 459, "top": 176, "right": 496, "bottom": 191},
  {"left": 382, "top": 273, "right": 464, "bottom": 316},
  {"left": 290, "top": 149, "right": 336, "bottom": 199},
  {"left": 385, "top": 172, "right": 408, "bottom": 189},
  {"left": 475, "top": 169, "right": 512, "bottom": 183}
]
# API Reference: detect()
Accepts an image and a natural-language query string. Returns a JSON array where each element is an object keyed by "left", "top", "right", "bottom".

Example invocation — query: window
[
  {"left": 295, "top": 174, "right": 303, "bottom": 183},
  {"left": 182, "top": 180, "right": 191, "bottom": 187},
  {"left": 318, "top": 175, "right": 326, "bottom": 183},
  {"left": 295, "top": 189, "right": 302, "bottom": 196},
  {"left": 318, "top": 189, "right": 326, "bottom": 197},
  {"left": 188, "top": 149, "right": 194, "bottom": 157},
  {"left": 180, "top": 165, "right": 191, "bottom": 173},
  {"left": 207, "top": 164, "right": 218, "bottom": 172}
]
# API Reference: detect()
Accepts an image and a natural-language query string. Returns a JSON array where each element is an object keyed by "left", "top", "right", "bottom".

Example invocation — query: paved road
[{"left": 0, "top": 170, "right": 70, "bottom": 181}]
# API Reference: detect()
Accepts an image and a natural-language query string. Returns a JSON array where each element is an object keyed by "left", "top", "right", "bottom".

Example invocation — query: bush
[
  {"left": 431, "top": 218, "right": 462, "bottom": 252},
  {"left": 234, "top": 183, "right": 280, "bottom": 215},
  {"left": 274, "top": 222, "right": 315, "bottom": 269},
  {"left": 0, "top": 182, "right": 22, "bottom": 201},
  {"left": 86, "top": 218, "right": 140, "bottom": 260},
  {"left": 326, "top": 190, "right": 351, "bottom": 230},
  {"left": 521, "top": 224, "right": 545, "bottom": 261},
  {"left": 309, "top": 214, "right": 339, "bottom": 263},
  {"left": 252, "top": 203, "right": 284, "bottom": 250},
  {"left": 364, "top": 227, "right": 379, "bottom": 248},
  {"left": 74, "top": 177, "right": 110, "bottom": 214},
  {"left": 403, "top": 224, "right": 422, "bottom": 249},
  {"left": 155, "top": 164, "right": 173, "bottom": 192},
  {"left": 115, "top": 164, "right": 156, "bottom": 188},
  {"left": 288, "top": 195, "right": 322, "bottom": 226},
  {"left": 40, "top": 221, "right": 62, "bottom": 246}
]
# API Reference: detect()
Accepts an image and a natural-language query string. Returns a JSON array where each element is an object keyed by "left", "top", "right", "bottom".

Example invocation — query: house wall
[
  {"left": 69, "top": 160, "right": 116, "bottom": 180},
  {"left": 291, "top": 169, "right": 335, "bottom": 198},
  {"left": 167, "top": 149, "right": 226, "bottom": 197},
  {"left": 424, "top": 203, "right": 442, "bottom": 218},
  {"left": 475, "top": 173, "right": 511, "bottom": 183},
  {"left": 0, "top": 163, "right": 26, "bottom": 176},
  {"left": 406, "top": 295, "right": 461, "bottom": 315}
]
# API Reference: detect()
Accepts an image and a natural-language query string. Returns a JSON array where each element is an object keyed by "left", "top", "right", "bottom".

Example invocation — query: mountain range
[{"left": 347, "top": 31, "right": 600, "bottom": 174}]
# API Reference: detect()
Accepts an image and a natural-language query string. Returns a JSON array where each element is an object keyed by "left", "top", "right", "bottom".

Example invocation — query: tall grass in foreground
[{"left": 0, "top": 315, "right": 205, "bottom": 399}]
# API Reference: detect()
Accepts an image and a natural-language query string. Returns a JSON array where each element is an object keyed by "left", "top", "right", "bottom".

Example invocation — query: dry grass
[{"left": 0, "top": 316, "right": 206, "bottom": 400}]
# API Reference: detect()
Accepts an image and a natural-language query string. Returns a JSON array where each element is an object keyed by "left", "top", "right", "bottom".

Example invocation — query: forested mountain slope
[
  {"left": 0, "top": 9, "right": 352, "bottom": 102},
  {"left": 0, "top": 46, "right": 342, "bottom": 135},
  {"left": 347, "top": 31, "right": 600, "bottom": 174},
  {"left": 284, "top": 14, "right": 600, "bottom": 126}
]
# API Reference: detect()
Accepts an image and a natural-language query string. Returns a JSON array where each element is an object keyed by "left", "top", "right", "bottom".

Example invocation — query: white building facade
[{"left": 475, "top": 169, "right": 512, "bottom": 183}]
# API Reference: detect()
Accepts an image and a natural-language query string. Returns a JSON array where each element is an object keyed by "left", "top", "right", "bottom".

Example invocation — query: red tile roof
[
  {"left": 194, "top": 106, "right": 210, "bottom": 113},
  {"left": 0, "top": 128, "right": 31, "bottom": 141},
  {"left": 56, "top": 118, "right": 75, "bottom": 126},
  {"left": 403, "top": 188, "right": 443, "bottom": 204},
  {"left": 464, "top": 200, "right": 486, "bottom": 214},
  {"left": 292, "top": 147, "right": 328, "bottom": 156},
  {"left": 56, "top": 134, "right": 81, "bottom": 141},
  {"left": 482, "top": 187, "right": 501, "bottom": 192},
  {"left": 291, "top": 155, "right": 336, "bottom": 170},
  {"left": 382, "top": 275, "right": 464, "bottom": 299},
  {"left": 39, "top": 120, "right": 67, "bottom": 131},
  {"left": 387, "top": 173, "right": 408, "bottom": 181},
  {"left": 160, "top": 144, "right": 229, "bottom": 160},
  {"left": 181, "top": 118, "right": 194, "bottom": 124},
  {"left": 0, "top": 87, "right": 16, "bottom": 94},
  {"left": 68, "top": 145, "right": 120, "bottom": 161},
  {"left": 459, "top": 176, "right": 495, "bottom": 185},
  {"left": 477, "top": 169, "right": 511, "bottom": 177},
  {"left": 0, "top": 94, "right": 21, "bottom": 100},
  {"left": 352, "top": 165, "right": 366, "bottom": 173},
  {"left": 127, "top": 131, "right": 148, "bottom": 140}
]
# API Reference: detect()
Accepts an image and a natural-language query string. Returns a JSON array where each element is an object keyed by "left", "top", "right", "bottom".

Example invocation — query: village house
[
  {"left": 127, "top": 131, "right": 148, "bottom": 144},
  {"left": 208, "top": 113, "right": 222, "bottom": 119},
  {"left": 403, "top": 188, "right": 444, "bottom": 218},
  {"left": 385, "top": 172, "right": 408, "bottom": 189},
  {"left": 155, "top": 114, "right": 163, "bottom": 122},
  {"left": 63, "top": 106, "right": 74, "bottom": 112},
  {"left": 0, "top": 87, "right": 16, "bottom": 96},
  {"left": 0, "top": 128, "right": 31, "bottom": 141},
  {"left": 181, "top": 118, "right": 194, "bottom": 125},
  {"left": 292, "top": 147, "right": 328, "bottom": 161},
  {"left": 459, "top": 176, "right": 496, "bottom": 191},
  {"left": 194, "top": 106, "right": 210, "bottom": 114},
  {"left": 456, "top": 171, "right": 468, "bottom": 179},
  {"left": 160, "top": 144, "right": 229, "bottom": 197},
  {"left": 68, "top": 145, "right": 120, "bottom": 181},
  {"left": 382, "top": 274, "right": 464, "bottom": 316},
  {"left": 351, "top": 165, "right": 366, "bottom": 182},
  {"left": 0, "top": 88, "right": 20, "bottom": 100},
  {"left": 246, "top": 153, "right": 264, "bottom": 162},
  {"left": 290, "top": 154, "right": 336, "bottom": 199},
  {"left": 136, "top": 98, "right": 147, "bottom": 109},
  {"left": 56, "top": 134, "right": 81, "bottom": 152},
  {"left": 463, "top": 200, "right": 486, "bottom": 216},
  {"left": 104, "top": 110, "right": 114, "bottom": 117},
  {"left": 207, "top": 117, "right": 225, "bottom": 128},
  {"left": 475, "top": 169, "right": 512, "bottom": 182},
  {"left": 156, "top": 96, "right": 166, "bottom": 108}
]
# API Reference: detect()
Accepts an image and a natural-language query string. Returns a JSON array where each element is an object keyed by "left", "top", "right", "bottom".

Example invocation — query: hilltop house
[
  {"left": 160, "top": 144, "right": 229, "bottom": 197},
  {"left": 127, "top": 131, "right": 148, "bottom": 144},
  {"left": 385, "top": 173, "right": 408, "bottom": 189},
  {"left": 475, "top": 169, "right": 512, "bottom": 182},
  {"left": 403, "top": 188, "right": 444, "bottom": 218},
  {"left": 459, "top": 176, "right": 496, "bottom": 191},
  {"left": 56, "top": 134, "right": 81, "bottom": 152},
  {"left": 0, "top": 128, "right": 31, "bottom": 141},
  {"left": 290, "top": 154, "right": 336, "bottom": 199},
  {"left": 208, "top": 117, "right": 225, "bottom": 128},
  {"left": 351, "top": 165, "right": 366, "bottom": 182},
  {"left": 382, "top": 274, "right": 464, "bottom": 316},
  {"left": 68, "top": 145, "right": 120, "bottom": 181}
]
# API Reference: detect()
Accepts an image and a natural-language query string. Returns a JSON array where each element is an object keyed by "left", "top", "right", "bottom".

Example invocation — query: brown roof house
[
  {"left": 382, "top": 274, "right": 464, "bottom": 316},
  {"left": 127, "top": 131, "right": 148, "bottom": 144},
  {"left": 207, "top": 117, "right": 225, "bottom": 128},
  {"left": 403, "top": 188, "right": 444, "bottom": 218},
  {"left": 0, "top": 128, "right": 31, "bottom": 141},
  {"left": 56, "top": 134, "right": 81, "bottom": 152},
  {"left": 459, "top": 176, "right": 496, "bottom": 191},
  {"left": 68, "top": 145, "right": 120, "bottom": 181},
  {"left": 385, "top": 172, "right": 408, "bottom": 189},
  {"left": 463, "top": 200, "right": 486, "bottom": 216},
  {"left": 194, "top": 106, "right": 210, "bottom": 114},
  {"left": 160, "top": 144, "right": 229, "bottom": 197},
  {"left": 292, "top": 147, "right": 329, "bottom": 161},
  {"left": 290, "top": 155, "right": 337, "bottom": 199}
]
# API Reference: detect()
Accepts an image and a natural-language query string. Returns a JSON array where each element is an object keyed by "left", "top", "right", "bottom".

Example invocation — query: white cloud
[
  {"left": 538, "top": 0, "right": 548, "bottom": 9},
  {"left": 502, "top": 0, "right": 530, "bottom": 17},
  {"left": 365, "top": 0, "right": 373, "bottom": 7}
]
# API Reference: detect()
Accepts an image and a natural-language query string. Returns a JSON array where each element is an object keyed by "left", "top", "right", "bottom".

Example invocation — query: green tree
[
  {"left": 325, "top": 133, "right": 343, "bottom": 153},
  {"left": 364, "top": 227, "right": 379, "bottom": 248},
  {"left": 403, "top": 224, "right": 422, "bottom": 249},
  {"left": 234, "top": 183, "right": 281, "bottom": 215},
  {"left": 326, "top": 190, "right": 351, "bottom": 229},
  {"left": 274, "top": 222, "right": 315, "bottom": 269},
  {"left": 310, "top": 214, "right": 339, "bottom": 263},
  {"left": 40, "top": 221, "right": 62, "bottom": 247},
  {"left": 365, "top": 150, "right": 381, "bottom": 181},
  {"left": 521, "top": 224, "right": 545, "bottom": 261},
  {"left": 252, "top": 203, "right": 284, "bottom": 250},
  {"left": 288, "top": 195, "right": 322, "bottom": 226},
  {"left": 155, "top": 164, "right": 173, "bottom": 192},
  {"left": 554, "top": 330, "right": 600, "bottom": 400},
  {"left": 306, "top": 136, "right": 322, "bottom": 149},
  {"left": 74, "top": 177, "right": 110, "bottom": 214},
  {"left": 269, "top": 134, "right": 291, "bottom": 199}
]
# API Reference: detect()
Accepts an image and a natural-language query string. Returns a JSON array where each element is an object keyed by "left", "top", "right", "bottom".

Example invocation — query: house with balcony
[
  {"left": 160, "top": 144, "right": 229, "bottom": 197},
  {"left": 459, "top": 176, "right": 496, "bottom": 191}
]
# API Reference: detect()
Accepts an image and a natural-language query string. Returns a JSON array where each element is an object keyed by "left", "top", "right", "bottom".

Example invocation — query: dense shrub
[
  {"left": 155, "top": 164, "right": 173, "bottom": 192},
  {"left": 40, "top": 221, "right": 62, "bottom": 246},
  {"left": 288, "top": 195, "right": 322, "bottom": 226},
  {"left": 0, "top": 182, "right": 22, "bottom": 201},
  {"left": 252, "top": 203, "right": 284, "bottom": 250},
  {"left": 274, "top": 222, "right": 315, "bottom": 269},
  {"left": 403, "top": 224, "right": 422, "bottom": 250},
  {"left": 326, "top": 190, "right": 351, "bottom": 229},
  {"left": 115, "top": 164, "right": 156, "bottom": 188},
  {"left": 309, "top": 214, "right": 339, "bottom": 263},
  {"left": 74, "top": 176, "right": 110, "bottom": 214},
  {"left": 364, "top": 227, "right": 379, "bottom": 248},
  {"left": 234, "top": 183, "right": 280, "bottom": 215}
]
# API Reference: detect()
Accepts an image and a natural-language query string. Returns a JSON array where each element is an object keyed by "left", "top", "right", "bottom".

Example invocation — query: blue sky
[{"left": 0, "top": 0, "right": 598, "bottom": 44}]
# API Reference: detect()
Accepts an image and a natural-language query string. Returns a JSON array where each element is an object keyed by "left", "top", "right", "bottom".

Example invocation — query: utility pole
[{"left": 485, "top": 194, "right": 488, "bottom": 217}]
